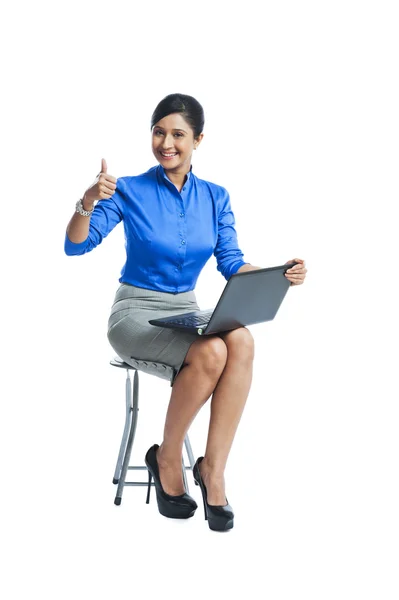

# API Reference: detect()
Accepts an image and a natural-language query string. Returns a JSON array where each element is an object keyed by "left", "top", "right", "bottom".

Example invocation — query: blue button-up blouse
[{"left": 64, "top": 164, "right": 247, "bottom": 294}]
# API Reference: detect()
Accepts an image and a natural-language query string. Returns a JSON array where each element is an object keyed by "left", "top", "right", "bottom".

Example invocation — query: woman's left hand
[{"left": 285, "top": 258, "right": 307, "bottom": 286}]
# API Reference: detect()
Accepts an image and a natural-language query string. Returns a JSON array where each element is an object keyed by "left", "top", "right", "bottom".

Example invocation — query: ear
[{"left": 194, "top": 133, "right": 204, "bottom": 149}]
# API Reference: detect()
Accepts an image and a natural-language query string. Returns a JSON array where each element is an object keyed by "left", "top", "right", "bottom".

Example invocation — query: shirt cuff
[
  {"left": 64, "top": 232, "right": 88, "bottom": 255},
  {"left": 229, "top": 260, "right": 248, "bottom": 277}
]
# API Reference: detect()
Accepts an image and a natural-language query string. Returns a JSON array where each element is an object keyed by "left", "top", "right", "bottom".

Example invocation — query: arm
[
  {"left": 239, "top": 259, "right": 307, "bottom": 285},
  {"left": 66, "top": 196, "right": 97, "bottom": 244},
  {"left": 64, "top": 197, "right": 123, "bottom": 256},
  {"left": 213, "top": 187, "right": 308, "bottom": 285},
  {"left": 65, "top": 158, "right": 122, "bottom": 255},
  {"left": 64, "top": 178, "right": 124, "bottom": 256},
  {"left": 237, "top": 263, "right": 262, "bottom": 273},
  {"left": 214, "top": 188, "right": 248, "bottom": 279}
]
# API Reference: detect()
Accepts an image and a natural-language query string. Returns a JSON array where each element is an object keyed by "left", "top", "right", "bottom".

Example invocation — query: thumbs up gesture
[{"left": 82, "top": 158, "right": 117, "bottom": 210}]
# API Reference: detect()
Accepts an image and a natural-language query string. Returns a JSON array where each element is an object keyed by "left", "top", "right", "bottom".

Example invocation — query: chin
[{"left": 159, "top": 160, "right": 181, "bottom": 170}]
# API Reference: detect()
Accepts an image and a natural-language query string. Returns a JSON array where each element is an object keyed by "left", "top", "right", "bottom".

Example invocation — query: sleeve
[
  {"left": 64, "top": 178, "right": 125, "bottom": 256},
  {"left": 213, "top": 187, "right": 247, "bottom": 280}
]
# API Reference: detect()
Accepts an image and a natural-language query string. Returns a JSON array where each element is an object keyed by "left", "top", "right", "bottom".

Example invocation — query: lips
[{"left": 160, "top": 151, "right": 178, "bottom": 159}]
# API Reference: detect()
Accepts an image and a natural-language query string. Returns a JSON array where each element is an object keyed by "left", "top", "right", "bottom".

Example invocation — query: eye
[
  {"left": 154, "top": 130, "right": 164, "bottom": 136},
  {"left": 174, "top": 132, "right": 184, "bottom": 138}
]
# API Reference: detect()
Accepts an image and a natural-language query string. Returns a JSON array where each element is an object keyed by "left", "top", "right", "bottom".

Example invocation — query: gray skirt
[{"left": 107, "top": 283, "right": 201, "bottom": 386}]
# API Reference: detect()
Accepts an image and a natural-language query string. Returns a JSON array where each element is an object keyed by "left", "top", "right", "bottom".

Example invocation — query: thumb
[{"left": 101, "top": 158, "right": 107, "bottom": 174}]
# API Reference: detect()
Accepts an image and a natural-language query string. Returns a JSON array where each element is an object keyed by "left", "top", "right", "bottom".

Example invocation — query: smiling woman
[
  {"left": 150, "top": 95, "right": 204, "bottom": 191},
  {"left": 151, "top": 113, "right": 202, "bottom": 187},
  {"left": 64, "top": 92, "right": 307, "bottom": 532}
]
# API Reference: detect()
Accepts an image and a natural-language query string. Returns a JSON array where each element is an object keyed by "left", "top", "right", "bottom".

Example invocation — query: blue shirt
[{"left": 64, "top": 164, "right": 247, "bottom": 294}]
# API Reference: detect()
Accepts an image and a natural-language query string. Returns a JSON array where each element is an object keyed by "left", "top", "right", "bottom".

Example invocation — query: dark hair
[{"left": 150, "top": 93, "right": 205, "bottom": 139}]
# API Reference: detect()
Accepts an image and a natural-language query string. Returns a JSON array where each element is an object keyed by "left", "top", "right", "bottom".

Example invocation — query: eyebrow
[{"left": 154, "top": 126, "right": 188, "bottom": 133}]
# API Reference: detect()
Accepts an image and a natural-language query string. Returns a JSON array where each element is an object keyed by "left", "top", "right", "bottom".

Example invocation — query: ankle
[
  {"left": 200, "top": 457, "right": 225, "bottom": 480},
  {"left": 157, "top": 442, "right": 183, "bottom": 467}
]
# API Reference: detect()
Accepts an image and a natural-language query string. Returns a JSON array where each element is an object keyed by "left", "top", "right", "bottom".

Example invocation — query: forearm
[
  {"left": 237, "top": 263, "right": 262, "bottom": 273},
  {"left": 66, "top": 197, "right": 93, "bottom": 244}
]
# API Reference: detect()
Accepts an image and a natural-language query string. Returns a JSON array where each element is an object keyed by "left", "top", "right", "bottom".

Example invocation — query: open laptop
[{"left": 148, "top": 262, "right": 297, "bottom": 335}]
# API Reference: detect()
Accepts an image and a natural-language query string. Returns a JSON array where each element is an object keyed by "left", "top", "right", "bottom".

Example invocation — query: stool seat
[
  {"left": 110, "top": 356, "right": 197, "bottom": 505},
  {"left": 111, "top": 356, "right": 176, "bottom": 384},
  {"left": 110, "top": 357, "right": 132, "bottom": 369}
]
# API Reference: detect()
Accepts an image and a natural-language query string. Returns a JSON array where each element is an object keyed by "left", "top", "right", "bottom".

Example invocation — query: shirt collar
[{"left": 158, "top": 164, "right": 193, "bottom": 186}]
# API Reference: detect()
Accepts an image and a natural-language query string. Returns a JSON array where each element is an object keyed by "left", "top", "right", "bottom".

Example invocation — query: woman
[{"left": 65, "top": 93, "right": 307, "bottom": 531}]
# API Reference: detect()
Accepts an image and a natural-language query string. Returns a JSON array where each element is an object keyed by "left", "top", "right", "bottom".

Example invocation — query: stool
[{"left": 110, "top": 357, "right": 197, "bottom": 505}]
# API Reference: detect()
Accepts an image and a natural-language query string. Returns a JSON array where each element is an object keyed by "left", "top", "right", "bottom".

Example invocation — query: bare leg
[
  {"left": 156, "top": 336, "right": 228, "bottom": 495},
  {"left": 199, "top": 327, "right": 255, "bottom": 505}
]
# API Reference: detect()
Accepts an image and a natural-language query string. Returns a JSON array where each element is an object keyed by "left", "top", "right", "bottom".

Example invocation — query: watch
[{"left": 75, "top": 198, "right": 96, "bottom": 217}]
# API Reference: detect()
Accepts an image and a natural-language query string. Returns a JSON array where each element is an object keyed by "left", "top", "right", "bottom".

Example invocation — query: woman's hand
[
  {"left": 285, "top": 258, "right": 307, "bottom": 286},
  {"left": 82, "top": 158, "right": 117, "bottom": 210}
]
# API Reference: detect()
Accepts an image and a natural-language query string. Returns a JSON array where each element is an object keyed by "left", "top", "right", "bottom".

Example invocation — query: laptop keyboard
[{"left": 167, "top": 310, "right": 214, "bottom": 327}]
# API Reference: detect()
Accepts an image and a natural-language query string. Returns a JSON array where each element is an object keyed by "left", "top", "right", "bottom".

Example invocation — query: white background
[{"left": 1, "top": 1, "right": 398, "bottom": 598}]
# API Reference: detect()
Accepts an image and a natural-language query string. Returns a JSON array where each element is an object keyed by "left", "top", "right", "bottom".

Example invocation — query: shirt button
[
  {"left": 181, "top": 240, "right": 186, "bottom": 245},
  {"left": 180, "top": 213, "right": 184, "bottom": 217}
]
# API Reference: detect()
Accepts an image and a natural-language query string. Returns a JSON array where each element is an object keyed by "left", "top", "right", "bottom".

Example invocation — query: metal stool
[{"left": 110, "top": 356, "right": 196, "bottom": 505}]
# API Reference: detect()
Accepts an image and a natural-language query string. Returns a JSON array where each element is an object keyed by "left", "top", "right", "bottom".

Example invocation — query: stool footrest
[
  {"left": 127, "top": 466, "right": 149, "bottom": 470},
  {"left": 127, "top": 465, "right": 193, "bottom": 471},
  {"left": 122, "top": 482, "right": 155, "bottom": 487}
]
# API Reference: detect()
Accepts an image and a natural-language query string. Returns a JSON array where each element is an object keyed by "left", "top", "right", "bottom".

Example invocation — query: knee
[
  {"left": 224, "top": 327, "right": 255, "bottom": 363},
  {"left": 188, "top": 337, "right": 228, "bottom": 379}
]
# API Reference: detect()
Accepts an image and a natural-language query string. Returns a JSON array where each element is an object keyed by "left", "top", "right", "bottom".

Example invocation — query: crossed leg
[{"left": 156, "top": 327, "right": 254, "bottom": 505}]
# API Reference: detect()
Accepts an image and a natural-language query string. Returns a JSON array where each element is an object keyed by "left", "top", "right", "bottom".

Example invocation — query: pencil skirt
[{"left": 107, "top": 283, "right": 201, "bottom": 386}]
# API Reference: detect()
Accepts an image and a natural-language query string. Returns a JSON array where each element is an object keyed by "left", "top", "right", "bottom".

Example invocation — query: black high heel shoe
[
  {"left": 193, "top": 457, "right": 234, "bottom": 531},
  {"left": 144, "top": 444, "right": 198, "bottom": 519}
]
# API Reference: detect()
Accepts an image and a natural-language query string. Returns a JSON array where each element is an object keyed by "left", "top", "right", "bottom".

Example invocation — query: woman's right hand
[{"left": 82, "top": 158, "right": 117, "bottom": 209}]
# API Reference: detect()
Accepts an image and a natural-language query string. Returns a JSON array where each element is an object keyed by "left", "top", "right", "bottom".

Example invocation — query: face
[{"left": 152, "top": 113, "right": 203, "bottom": 172}]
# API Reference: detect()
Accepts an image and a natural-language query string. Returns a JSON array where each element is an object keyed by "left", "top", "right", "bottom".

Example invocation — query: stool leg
[
  {"left": 182, "top": 455, "right": 189, "bottom": 493},
  {"left": 113, "top": 369, "right": 132, "bottom": 484},
  {"left": 114, "top": 370, "right": 139, "bottom": 506},
  {"left": 184, "top": 434, "right": 198, "bottom": 486},
  {"left": 184, "top": 434, "right": 195, "bottom": 469}
]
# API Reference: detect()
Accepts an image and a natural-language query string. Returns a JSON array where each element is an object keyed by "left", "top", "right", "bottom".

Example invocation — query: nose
[{"left": 162, "top": 133, "right": 175, "bottom": 149}]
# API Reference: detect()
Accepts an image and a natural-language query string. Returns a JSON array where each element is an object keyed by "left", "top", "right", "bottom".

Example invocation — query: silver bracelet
[{"left": 75, "top": 198, "right": 94, "bottom": 217}]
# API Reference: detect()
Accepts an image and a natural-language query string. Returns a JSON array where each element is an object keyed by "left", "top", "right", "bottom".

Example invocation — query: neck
[{"left": 163, "top": 164, "right": 191, "bottom": 190}]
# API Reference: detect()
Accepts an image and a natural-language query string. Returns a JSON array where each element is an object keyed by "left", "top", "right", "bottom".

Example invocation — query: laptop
[{"left": 148, "top": 262, "right": 297, "bottom": 335}]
